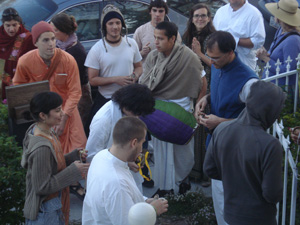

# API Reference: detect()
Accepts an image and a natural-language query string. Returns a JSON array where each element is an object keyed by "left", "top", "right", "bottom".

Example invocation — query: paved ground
[{"left": 69, "top": 179, "right": 212, "bottom": 224}]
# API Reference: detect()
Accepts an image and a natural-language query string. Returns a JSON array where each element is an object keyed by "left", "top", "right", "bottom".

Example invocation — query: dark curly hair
[
  {"left": 182, "top": 4, "right": 215, "bottom": 47},
  {"left": 112, "top": 84, "right": 155, "bottom": 116}
]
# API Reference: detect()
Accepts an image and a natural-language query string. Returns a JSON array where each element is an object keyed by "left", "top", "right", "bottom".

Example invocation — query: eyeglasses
[
  {"left": 2, "top": 10, "right": 19, "bottom": 17},
  {"left": 193, "top": 14, "right": 208, "bottom": 19},
  {"left": 205, "top": 53, "right": 223, "bottom": 62}
]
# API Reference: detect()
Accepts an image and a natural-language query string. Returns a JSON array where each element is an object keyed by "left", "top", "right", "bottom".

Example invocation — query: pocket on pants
[
  {"left": 40, "top": 197, "right": 62, "bottom": 212},
  {"left": 26, "top": 197, "right": 64, "bottom": 225}
]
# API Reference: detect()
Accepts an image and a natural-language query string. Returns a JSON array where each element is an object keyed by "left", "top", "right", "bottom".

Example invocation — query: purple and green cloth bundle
[{"left": 140, "top": 100, "right": 198, "bottom": 145}]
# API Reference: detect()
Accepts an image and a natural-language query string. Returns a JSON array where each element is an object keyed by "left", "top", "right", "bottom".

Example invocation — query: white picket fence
[
  {"left": 258, "top": 53, "right": 300, "bottom": 225},
  {"left": 257, "top": 53, "right": 300, "bottom": 114}
]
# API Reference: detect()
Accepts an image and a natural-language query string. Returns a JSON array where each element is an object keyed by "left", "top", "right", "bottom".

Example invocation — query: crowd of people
[{"left": 1, "top": 0, "right": 300, "bottom": 224}]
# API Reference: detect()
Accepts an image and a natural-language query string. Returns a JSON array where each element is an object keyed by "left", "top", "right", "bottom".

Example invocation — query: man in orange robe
[{"left": 13, "top": 21, "right": 86, "bottom": 154}]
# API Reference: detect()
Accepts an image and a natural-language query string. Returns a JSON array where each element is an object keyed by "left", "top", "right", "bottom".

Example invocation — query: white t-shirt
[
  {"left": 85, "top": 37, "right": 142, "bottom": 98},
  {"left": 213, "top": 1, "right": 265, "bottom": 70},
  {"left": 82, "top": 149, "right": 145, "bottom": 225}
]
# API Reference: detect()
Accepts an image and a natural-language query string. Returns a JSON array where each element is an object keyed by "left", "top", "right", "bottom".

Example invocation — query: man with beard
[{"left": 85, "top": 4, "right": 142, "bottom": 135}]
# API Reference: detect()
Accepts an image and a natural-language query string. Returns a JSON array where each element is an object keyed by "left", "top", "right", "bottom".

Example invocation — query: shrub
[
  {"left": 164, "top": 190, "right": 217, "bottom": 224},
  {"left": 0, "top": 104, "right": 26, "bottom": 224},
  {"left": 279, "top": 98, "right": 300, "bottom": 224}
]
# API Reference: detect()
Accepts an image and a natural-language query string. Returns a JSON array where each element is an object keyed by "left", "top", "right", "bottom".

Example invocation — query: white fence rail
[
  {"left": 259, "top": 53, "right": 300, "bottom": 225},
  {"left": 272, "top": 120, "right": 298, "bottom": 225},
  {"left": 258, "top": 53, "right": 300, "bottom": 114}
]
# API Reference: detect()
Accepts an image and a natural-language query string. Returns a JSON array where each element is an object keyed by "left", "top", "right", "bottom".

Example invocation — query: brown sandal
[{"left": 70, "top": 183, "right": 85, "bottom": 201}]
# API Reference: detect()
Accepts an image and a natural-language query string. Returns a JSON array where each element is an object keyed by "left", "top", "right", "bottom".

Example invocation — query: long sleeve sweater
[{"left": 21, "top": 124, "right": 82, "bottom": 220}]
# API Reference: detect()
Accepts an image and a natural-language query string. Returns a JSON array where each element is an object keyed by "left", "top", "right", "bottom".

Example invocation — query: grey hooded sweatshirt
[{"left": 204, "top": 81, "right": 286, "bottom": 225}]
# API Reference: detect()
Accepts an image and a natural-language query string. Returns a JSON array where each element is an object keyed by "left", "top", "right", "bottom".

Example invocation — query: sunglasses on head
[{"left": 2, "top": 10, "right": 19, "bottom": 17}]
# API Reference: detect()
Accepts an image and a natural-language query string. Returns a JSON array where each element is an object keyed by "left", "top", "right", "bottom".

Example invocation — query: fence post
[
  {"left": 289, "top": 163, "right": 297, "bottom": 225},
  {"left": 264, "top": 62, "right": 271, "bottom": 78},
  {"left": 255, "top": 65, "right": 261, "bottom": 77},
  {"left": 275, "top": 121, "right": 288, "bottom": 225},
  {"left": 293, "top": 54, "right": 300, "bottom": 115},
  {"left": 275, "top": 59, "right": 282, "bottom": 86},
  {"left": 285, "top": 56, "right": 292, "bottom": 90}
]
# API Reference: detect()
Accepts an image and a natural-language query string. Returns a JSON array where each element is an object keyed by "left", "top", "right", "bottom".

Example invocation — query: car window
[
  {"left": 0, "top": 0, "right": 57, "bottom": 29},
  {"left": 101, "top": 1, "right": 150, "bottom": 36},
  {"left": 168, "top": 0, "right": 226, "bottom": 17},
  {"left": 63, "top": 2, "right": 100, "bottom": 42}
]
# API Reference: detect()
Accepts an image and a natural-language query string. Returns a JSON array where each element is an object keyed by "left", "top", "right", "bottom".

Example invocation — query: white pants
[
  {"left": 212, "top": 179, "right": 229, "bottom": 225},
  {"left": 150, "top": 136, "right": 194, "bottom": 193}
]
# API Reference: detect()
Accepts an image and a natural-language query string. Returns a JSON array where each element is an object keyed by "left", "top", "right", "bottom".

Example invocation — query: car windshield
[
  {"left": 0, "top": 0, "right": 57, "bottom": 30},
  {"left": 168, "top": 0, "right": 227, "bottom": 17}
]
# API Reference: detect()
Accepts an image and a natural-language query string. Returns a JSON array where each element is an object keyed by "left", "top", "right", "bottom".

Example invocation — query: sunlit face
[
  {"left": 192, "top": 8, "right": 210, "bottom": 31},
  {"left": 128, "top": 130, "right": 146, "bottom": 162},
  {"left": 35, "top": 32, "right": 56, "bottom": 60},
  {"left": 206, "top": 43, "right": 232, "bottom": 69},
  {"left": 43, "top": 105, "right": 63, "bottom": 127},
  {"left": 105, "top": 18, "right": 122, "bottom": 40},
  {"left": 50, "top": 22, "right": 68, "bottom": 42},
  {"left": 4, "top": 20, "right": 20, "bottom": 37},
  {"left": 150, "top": 7, "right": 166, "bottom": 26},
  {"left": 154, "top": 29, "right": 175, "bottom": 56}
]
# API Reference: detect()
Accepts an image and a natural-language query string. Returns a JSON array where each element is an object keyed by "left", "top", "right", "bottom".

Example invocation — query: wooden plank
[{"left": 5, "top": 81, "right": 50, "bottom": 122}]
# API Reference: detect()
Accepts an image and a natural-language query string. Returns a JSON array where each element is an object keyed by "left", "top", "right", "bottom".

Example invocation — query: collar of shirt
[
  {"left": 106, "top": 149, "right": 129, "bottom": 169},
  {"left": 221, "top": 52, "right": 240, "bottom": 73}
]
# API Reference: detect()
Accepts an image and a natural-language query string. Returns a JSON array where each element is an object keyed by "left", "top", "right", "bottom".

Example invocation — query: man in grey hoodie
[{"left": 204, "top": 81, "right": 285, "bottom": 225}]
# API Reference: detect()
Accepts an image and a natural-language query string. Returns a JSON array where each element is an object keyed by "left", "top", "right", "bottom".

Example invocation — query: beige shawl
[{"left": 139, "top": 43, "right": 203, "bottom": 99}]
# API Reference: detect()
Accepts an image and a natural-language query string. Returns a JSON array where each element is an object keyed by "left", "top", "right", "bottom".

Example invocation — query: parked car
[
  {"left": 0, "top": 0, "right": 230, "bottom": 52},
  {"left": 0, "top": 0, "right": 188, "bottom": 52},
  {"left": 167, "top": 0, "right": 227, "bottom": 17}
]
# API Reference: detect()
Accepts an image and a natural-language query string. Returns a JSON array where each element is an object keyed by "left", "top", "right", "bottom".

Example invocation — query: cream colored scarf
[{"left": 140, "top": 43, "right": 203, "bottom": 99}]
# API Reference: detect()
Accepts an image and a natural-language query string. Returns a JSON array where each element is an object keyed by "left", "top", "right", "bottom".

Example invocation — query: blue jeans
[{"left": 25, "top": 197, "right": 64, "bottom": 225}]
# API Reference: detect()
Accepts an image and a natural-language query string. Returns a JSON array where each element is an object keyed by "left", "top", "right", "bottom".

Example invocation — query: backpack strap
[
  {"left": 42, "top": 49, "right": 62, "bottom": 81},
  {"left": 270, "top": 31, "right": 300, "bottom": 55}
]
